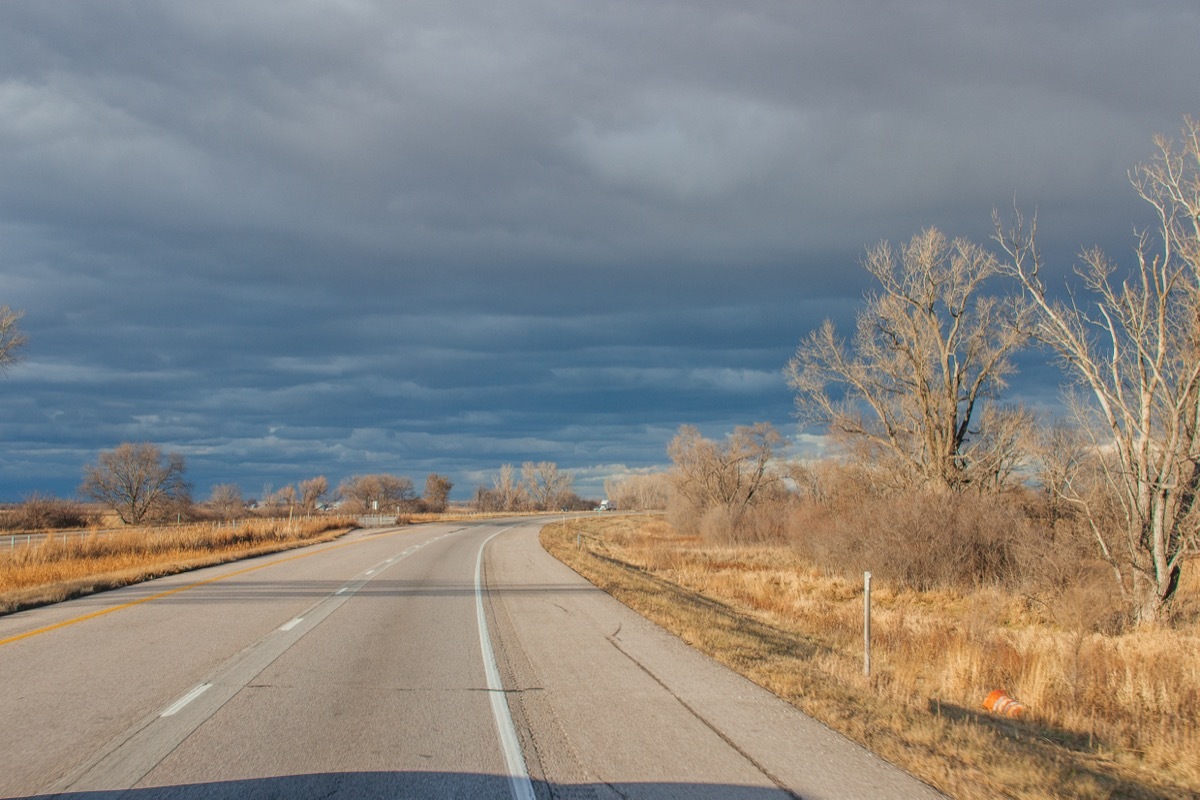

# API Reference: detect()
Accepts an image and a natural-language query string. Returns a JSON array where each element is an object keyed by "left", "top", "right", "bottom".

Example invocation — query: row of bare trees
[
  {"left": 656, "top": 118, "right": 1200, "bottom": 625},
  {"left": 603, "top": 473, "right": 671, "bottom": 512},
  {"left": 777, "top": 118, "right": 1200, "bottom": 624},
  {"left": 472, "top": 461, "right": 581, "bottom": 512},
  {"left": 65, "top": 440, "right": 460, "bottom": 524},
  {"left": 207, "top": 476, "right": 334, "bottom": 520},
  {"left": 222, "top": 472, "right": 453, "bottom": 517}
]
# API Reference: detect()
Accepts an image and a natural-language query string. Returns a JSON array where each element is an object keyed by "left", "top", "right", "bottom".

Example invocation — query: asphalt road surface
[{"left": 0, "top": 519, "right": 945, "bottom": 799}]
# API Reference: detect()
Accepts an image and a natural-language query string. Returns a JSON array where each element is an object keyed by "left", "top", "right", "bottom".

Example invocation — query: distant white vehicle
[{"left": 597, "top": 499, "right": 614, "bottom": 511}]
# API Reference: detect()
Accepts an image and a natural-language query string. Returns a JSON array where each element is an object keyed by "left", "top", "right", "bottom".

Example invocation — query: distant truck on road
[{"left": 596, "top": 499, "right": 614, "bottom": 512}]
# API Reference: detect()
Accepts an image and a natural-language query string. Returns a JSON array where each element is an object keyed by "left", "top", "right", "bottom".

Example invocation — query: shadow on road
[{"left": 15, "top": 772, "right": 801, "bottom": 799}]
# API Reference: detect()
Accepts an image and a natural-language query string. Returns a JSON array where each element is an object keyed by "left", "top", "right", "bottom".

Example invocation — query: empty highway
[{"left": 0, "top": 519, "right": 944, "bottom": 799}]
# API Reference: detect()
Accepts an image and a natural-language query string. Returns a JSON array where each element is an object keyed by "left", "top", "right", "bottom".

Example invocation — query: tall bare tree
[
  {"left": 80, "top": 442, "right": 191, "bottom": 524},
  {"left": 492, "top": 463, "right": 525, "bottom": 511},
  {"left": 262, "top": 484, "right": 296, "bottom": 514},
  {"left": 472, "top": 484, "right": 498, "bottom": 512},
  {"left": 422, "top": 473, "right": 453, "bottom": 513},
  {"left": 1030, "top": 416, "right": 1090, "bottom": 529},
  {"left": 996, "top": 117, "right": 1200, "bottom": 623},
  {"left": 298, "top": 476, "right": 329, "bottom": 512},
  {"left": 520, "top": 461, "right": 573, "bottom": 511},
  {"left": 0, "top": 305, "right": 26, "bottom": 370},
  {"left": 667, "top": 423, "right": 783, "bottom": 515},
  {"left": 786, "top": 228, "right": 1029, "bottom": 492},
  {"left": 208, "top": 483, "right": 245, "bottom": 520}
]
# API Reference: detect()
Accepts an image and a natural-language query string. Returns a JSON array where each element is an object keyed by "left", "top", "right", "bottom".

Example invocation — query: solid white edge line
[
  {"left": 161, "top": 683, "right": 212, "bottom": 717},
  {"left": 475, "top": 528, "right": 535, "bottom": 800}
]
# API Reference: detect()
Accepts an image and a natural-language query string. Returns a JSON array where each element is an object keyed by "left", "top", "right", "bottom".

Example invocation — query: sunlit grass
[
  {"left": 0, "top": 517, "right": 355, "bottom": 614},
  {"left": 542, "top": 514, "right": 1200, "bottom": 799}
]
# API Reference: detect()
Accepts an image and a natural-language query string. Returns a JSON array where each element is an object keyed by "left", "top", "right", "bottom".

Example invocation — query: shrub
[
  {"left": 6, "top": 494, "right": 93, "bottom": 531},
  {"left": 698, "top": 504, "right": 740, "bottom": 544},
  {"left": 793, "top": 490, "right": 1026, "bottom": 591}
]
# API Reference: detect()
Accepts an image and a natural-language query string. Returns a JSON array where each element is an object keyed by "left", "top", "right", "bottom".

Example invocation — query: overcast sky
[{"left": 2, "top": 1, "right": 1198, "bottom": 502}]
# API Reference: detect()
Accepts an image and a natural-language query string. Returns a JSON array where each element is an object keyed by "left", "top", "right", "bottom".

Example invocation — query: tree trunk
[{"left": 1132, "top": 565, "right": 1181, "bottom": 625}]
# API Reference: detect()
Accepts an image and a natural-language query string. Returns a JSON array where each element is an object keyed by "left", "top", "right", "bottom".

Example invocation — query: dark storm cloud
[{"left": 2, "top": 1, "right": 1199, "bottom": 498}]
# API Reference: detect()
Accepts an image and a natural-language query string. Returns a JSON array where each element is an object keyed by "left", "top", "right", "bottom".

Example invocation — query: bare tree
[
  {"left": 422, "top": 473, "right": 453, "bottom": 513},
  {"left": 208, "top": 483, "right": 245, "bottom": 520},
  {"left": 520, "top": 461, "right": 573, "bottom": 511},
  {"left": 995, "top": 117, "right": 1200, "bottom": 623},
  {"left": 298, "top": 476, "right": 329, "bottom": 513},
  {"left": 0, "top": 305, "right": 26, "bottom": 371},
  {"left": 667, "top": 423, "right": 783, "bottom": 515},
  {"left": 492, "top": 463, "right": 526, "bottom": 511},
  {"left": 1030, "top": 416, "right": 1090, "bottom": 528},
  {"left": 604, "top": 472, "right": 672, "bottom": 511},
  {"left": 263, "top": 484, "right": 297, "bottom": 515},
  {"left": 337, "top": 474, "right": 415, "bottom": 514},
  {"left": 785, "top": 228, "right": 1029, "bottom": 492},
  {"left": 473, "top": 484, "right": 499, "bottom": 512},
  {"left": 280, "top": 484, "right": 297, "bottom": 511},
  {"left": 80, "top": 442, "right": 191, "bottom": 525},
  {"left": 966, "top": 404, "right": 1035, "bottom": 493}
]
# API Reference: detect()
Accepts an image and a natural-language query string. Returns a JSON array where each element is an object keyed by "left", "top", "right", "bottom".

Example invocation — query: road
[{"left": 0, "top": 519, "right": 945, "bottom": 799}]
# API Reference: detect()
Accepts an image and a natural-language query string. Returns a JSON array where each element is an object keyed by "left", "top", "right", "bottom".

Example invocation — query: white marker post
[{"left": 863, "top": 571, "right": 872, "bottom": 677}]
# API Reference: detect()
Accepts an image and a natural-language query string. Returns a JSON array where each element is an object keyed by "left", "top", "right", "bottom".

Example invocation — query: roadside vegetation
[
  {"left": 0, "top": 516, "right": 353, "bottom": 614},
  {"left": 472, "top": 460, "right": 590, "bottom": 512},
  {"left": 779, "top": 118, "right": 1200, "bottom": 626},
  {"left": 558, "top": 120, "right": 1200, "bottom": 798},
  {"left": 543, "top": 514, "right": 1200, "bottom": 799}
]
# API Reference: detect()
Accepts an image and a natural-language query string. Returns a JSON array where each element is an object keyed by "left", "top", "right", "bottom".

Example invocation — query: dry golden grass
[
  {"left": 0, "top": 517, "right": 354, "bottom": 614},
  {"left": 542, "top": 514, "right": 1200, "bottom": 800}
]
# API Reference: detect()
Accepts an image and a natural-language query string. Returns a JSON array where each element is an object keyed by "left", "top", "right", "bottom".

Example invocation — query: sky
[{"left": 1, "top": 1, "right": 1199, "bottom": 503}]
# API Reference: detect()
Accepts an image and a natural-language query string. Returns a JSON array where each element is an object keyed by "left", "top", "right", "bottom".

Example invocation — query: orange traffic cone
[{"left": 982, "top": 689, "right": 1025, "bottom": 718}]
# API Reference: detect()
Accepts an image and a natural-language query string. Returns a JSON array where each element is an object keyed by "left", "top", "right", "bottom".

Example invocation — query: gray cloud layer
[{"left": 2, "top": 1, "right": 1198, "bottom": 499}]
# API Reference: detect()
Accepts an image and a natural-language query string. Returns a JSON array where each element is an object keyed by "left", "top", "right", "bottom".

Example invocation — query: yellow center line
[{"left": 0, "top": 528, "right": 414, "bottom": 648}]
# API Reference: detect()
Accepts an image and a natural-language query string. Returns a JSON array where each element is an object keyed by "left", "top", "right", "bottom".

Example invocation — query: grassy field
[
  {"left": 542, "top": 514, "right": 1200, "bottom": 800},
  {"left": 0, "top": 517, "right": 355, "bottom": 614}
]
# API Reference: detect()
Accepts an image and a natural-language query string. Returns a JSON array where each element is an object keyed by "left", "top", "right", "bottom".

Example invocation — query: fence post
[{"left": 863, "top": 571, "right": 872, "bottom": 677}]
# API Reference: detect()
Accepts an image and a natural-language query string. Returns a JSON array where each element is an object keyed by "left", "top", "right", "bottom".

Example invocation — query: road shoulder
[{"left": 484, "top": 522, "right": 945, "bottom": 800}]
